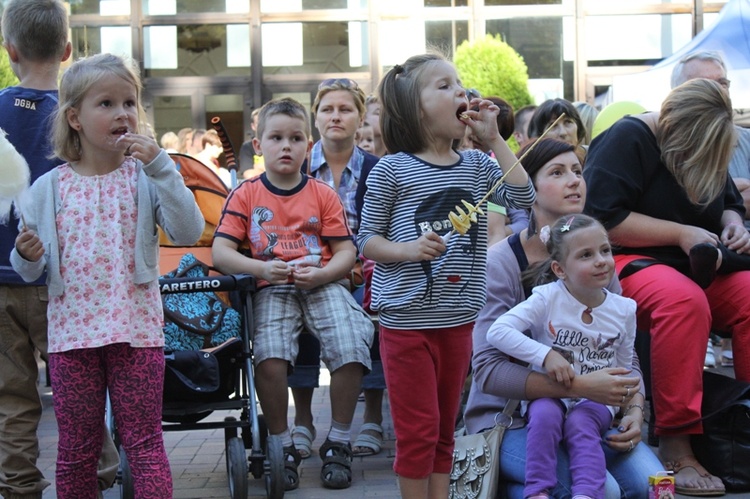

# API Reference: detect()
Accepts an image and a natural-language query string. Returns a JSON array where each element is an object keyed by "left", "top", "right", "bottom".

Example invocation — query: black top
[{"left": 583, "top": 116, "right": 744, "bottom": 269}]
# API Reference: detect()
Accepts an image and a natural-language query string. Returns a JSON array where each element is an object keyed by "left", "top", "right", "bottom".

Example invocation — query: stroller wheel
[
  {"left": 118, "top": 446, "right": 134, "bottom": 499},
  {"left": 265, "top": 434, "right": 285, "bottom": 499},
  {"left": 226, "top": 436, "right": 248, "bottom": 499}
]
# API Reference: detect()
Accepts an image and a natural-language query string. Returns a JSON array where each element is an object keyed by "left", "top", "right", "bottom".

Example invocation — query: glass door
[{"left": 143, "top": 79, "right": 253, "bottom": 164}]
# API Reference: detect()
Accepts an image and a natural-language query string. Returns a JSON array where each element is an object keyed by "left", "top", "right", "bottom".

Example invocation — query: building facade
[{"left": 63, "top": 0, "right": 728, "bottom": 147}]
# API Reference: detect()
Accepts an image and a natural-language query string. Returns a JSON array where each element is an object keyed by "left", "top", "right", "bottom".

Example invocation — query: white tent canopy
[{"left": 611, "top": 0, "right": 750, "bottom": 113}]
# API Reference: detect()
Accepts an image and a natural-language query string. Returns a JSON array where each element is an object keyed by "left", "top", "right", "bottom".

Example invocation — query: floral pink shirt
[{"left": 47, "top": 160, "right": 164, "bottom": 353}]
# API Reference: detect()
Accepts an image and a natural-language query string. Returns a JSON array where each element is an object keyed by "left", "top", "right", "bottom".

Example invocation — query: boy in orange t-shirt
[{"left": 212, "top": 97, "right": 373, "bottom": 491}]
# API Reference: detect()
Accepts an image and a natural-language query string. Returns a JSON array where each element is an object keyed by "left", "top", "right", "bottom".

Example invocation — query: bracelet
[{"left": 625, "top": 403, "right": 645, "bottom": 415}]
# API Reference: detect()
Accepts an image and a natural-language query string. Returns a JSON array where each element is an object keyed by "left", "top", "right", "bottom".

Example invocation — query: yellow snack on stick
[{"left": 446, "top": 113, "right": 566, "bottom": 237}]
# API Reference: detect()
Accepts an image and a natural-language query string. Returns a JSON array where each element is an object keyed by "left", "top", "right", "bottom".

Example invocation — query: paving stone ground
[
  {"left": 36, "top": 361, "right": 745, "bottom": 498},
  {"left": 37, "top": 367, "right": 399, "bottom": 498}
]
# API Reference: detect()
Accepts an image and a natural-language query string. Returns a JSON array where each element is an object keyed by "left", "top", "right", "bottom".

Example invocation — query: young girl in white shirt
[{"left": 487, "top": 214, "right": 638, "bottom": 499}]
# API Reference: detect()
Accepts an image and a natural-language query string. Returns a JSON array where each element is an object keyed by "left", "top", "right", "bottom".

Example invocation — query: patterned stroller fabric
[{"left": 162, "top": 253, "right": 241, "bottom": 351}]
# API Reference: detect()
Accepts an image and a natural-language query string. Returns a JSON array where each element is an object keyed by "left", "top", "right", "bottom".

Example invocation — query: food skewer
[{"left": 442, "top": 113, "right": 567, "bottom": 243}]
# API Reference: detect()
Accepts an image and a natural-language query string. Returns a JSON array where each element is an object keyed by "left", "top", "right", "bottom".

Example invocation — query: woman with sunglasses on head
[{"left": 287, "top": 77, "right": 385, "bottom": 461}]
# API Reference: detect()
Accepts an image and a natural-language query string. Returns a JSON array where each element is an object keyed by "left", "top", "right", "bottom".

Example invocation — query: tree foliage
[
  {"left": 0, "top": 46, "right": 19, "bottom": 90},
  {"left": 454, "top": 34, "right": 533, "bottom": 112}
]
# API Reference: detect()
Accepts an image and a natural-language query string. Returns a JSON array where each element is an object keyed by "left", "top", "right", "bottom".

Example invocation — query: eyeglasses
[{"left": 318, "top": 78, "right": 359, "bottom": 90}]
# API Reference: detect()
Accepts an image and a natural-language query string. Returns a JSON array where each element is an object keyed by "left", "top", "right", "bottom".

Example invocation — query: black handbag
[
  {"left": 163, "top": 337, "right": 242, "bottom": 403},
  {"left": 164, "top": 349, "right": 220, "bottom": 401},
  {"left": 690, "top": 371, "right": 750, "bottom": 492}
]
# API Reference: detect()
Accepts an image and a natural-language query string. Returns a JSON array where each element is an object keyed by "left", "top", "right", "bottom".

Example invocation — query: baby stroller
[{"left": 108, "top": 152, "right": 286, "bottom": 499}]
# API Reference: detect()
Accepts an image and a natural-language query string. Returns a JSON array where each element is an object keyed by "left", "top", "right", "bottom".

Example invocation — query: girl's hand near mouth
[{"left": 116, "top": 132, "right": 161, "bottom": 164}]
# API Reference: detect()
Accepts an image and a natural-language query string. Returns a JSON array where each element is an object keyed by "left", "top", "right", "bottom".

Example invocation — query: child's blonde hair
[
  {"left": 160, "top": 131, "right": 179, "bottom": 150},
  {"left": 51, "top": 53, "right": 145, "bottom": 163}
]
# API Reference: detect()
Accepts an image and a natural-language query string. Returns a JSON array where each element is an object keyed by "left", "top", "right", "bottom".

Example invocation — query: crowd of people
[{"left": 2, "top": 1, "right": 750, "bottom": 499}]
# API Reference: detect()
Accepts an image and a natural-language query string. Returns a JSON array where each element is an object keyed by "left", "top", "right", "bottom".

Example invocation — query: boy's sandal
[
  {"left": 352, "top": 423, "right": 384, "bottom": 457},
  {"left": 319, "top": 438, "right": 353, "bottom": 489},
  {"left": 664, "top": 455, "right": 726, "bottom": 497},
  {"left": 282, "top": 445, "right": 301, "bottom": 491},
  {"left": 291, "top": 425, "right": 316, "bottom": 459}
]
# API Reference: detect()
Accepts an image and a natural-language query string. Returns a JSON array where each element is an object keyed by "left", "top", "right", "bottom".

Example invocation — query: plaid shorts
[{"left": 251, "top": 282, "right": 373, "bottom": 373}]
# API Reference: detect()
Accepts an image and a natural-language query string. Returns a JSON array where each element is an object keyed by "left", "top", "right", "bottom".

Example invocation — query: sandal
[
  {"left": 319, "top": 438, "right": 353, "bottom": 489},
  {"left": 291, "top": 425, "right": 316, "bottom": 459},
  {"left": 664, "top": 455, "right": 725, "bottom": 496},
  {"left": 721, "top": 350, "right": 734, "bottom": 367},
  {"left": 282, "top": 445, "right": 301, "bottom": 491},
  {"left": 352, "top": 422, "right": 383, "bottom": 457}
]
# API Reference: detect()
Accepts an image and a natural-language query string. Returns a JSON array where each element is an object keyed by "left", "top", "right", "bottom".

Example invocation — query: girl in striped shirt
[{"left": 357, "top": 53, "right": 535, "bottom": 499}]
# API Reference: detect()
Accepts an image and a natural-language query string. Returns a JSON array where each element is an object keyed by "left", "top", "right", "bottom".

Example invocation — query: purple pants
[
  {"left": 49, "top": 344, "right": 172, "bottom": 499},
  {"left": 525, "top": 398, "right": 612, "bottom": 499}
]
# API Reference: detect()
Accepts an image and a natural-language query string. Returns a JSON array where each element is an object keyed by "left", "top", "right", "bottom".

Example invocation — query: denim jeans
[{"left": 498, "top": 424, "right": 662, "bottom": 498}]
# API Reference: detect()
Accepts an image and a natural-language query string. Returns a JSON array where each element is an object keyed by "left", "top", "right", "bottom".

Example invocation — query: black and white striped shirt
[{"left": 358, "top": 149, "right": 536, "bottom": 329}]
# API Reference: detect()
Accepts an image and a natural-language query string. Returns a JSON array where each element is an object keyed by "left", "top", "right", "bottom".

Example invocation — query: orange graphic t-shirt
[{"left": 215, "top": 174, "right": 353, "bottom": 287}]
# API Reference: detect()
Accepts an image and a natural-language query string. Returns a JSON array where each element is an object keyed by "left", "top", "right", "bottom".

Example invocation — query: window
[
  {"left": 152, "top": 96, "right": 192, "bottom": 143},
  {"left": 486, "top": 17, "right": 563, "bottom": 79},
  {"left": 71, "top": 26, "right": 132, "bottom": 59},
  {"left": 424, "top": 0, "right": 469, "bottom": 6},
  {"left": 141, "top": 0, "right": 248, "bottom": 15},
  {"left": 584, "top": 14, "right": 692, "bottom": 61},
  {"left": 262, "top": 22, "right": 369, "bottom": 73},
  {"left": 260, "top": 0, "right": 366, "bottom": 12},
  {"left": 425, "top": 20, "right": 469, "bottom": 59},
  {"left": 143, "top": 24, "right": 250, "bottom": 77},
  {"left": 485, "top": 0, "right": 561, "bottom": 5},
  {"left": 70, "top": 0, "right": 130, "bottom": 15}
]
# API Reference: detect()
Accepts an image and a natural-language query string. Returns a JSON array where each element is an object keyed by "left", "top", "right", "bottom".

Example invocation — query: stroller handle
[{"left": 159, "top": 274, "right": 256, "bottom": 294}]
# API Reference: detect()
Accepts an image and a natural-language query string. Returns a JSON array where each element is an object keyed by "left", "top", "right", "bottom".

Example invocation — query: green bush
[
  {"left": 0, "top": 46, "right": 19, "bottom": 90},
  {"left": 454, "top": 34, "right": 533, "bottom": 113}
]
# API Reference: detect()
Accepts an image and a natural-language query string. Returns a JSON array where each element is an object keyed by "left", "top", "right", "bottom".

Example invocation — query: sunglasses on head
[{"left": 318, "top": 78, "right": 359, "bottom": 90}]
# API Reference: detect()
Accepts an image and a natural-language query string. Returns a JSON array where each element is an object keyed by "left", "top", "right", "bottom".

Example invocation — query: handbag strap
[{"left": 493, "top": 399, "right": 521, "bottom": 428}]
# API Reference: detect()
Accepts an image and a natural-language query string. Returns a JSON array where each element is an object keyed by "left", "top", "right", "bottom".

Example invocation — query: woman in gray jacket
[{"left": 463, "top": 138, "right": 661, "bottom": 498}]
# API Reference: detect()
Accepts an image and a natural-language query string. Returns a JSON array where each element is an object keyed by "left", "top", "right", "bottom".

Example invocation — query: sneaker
[{"left": 704, "top": 340, "right": 716, "bottom": 368}]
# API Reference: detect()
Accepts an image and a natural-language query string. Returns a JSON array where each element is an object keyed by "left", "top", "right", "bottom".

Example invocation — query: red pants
[
  {"left": 616, "top": 255, "right": 750, "bottom": 435},
  {"left": 380, "top": 323, "right": 473, "bottom": 479}
]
